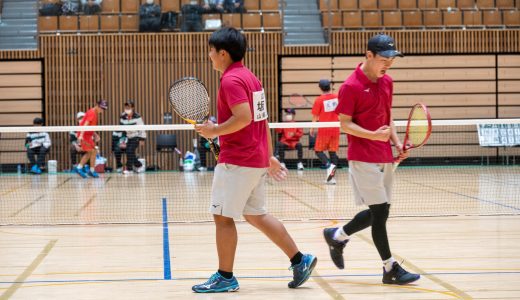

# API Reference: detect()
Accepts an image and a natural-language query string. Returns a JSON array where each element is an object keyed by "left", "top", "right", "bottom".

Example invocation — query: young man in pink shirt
[
  {"left": 323, "top": 34, "right": 420, "bottom": 285},
  {"left": 193, "top": 27, "right": 317, "bottom": 293}
]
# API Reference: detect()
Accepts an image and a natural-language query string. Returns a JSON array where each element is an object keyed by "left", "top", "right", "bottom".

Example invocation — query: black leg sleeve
[
  {"left": 316, "top": 151, "right": 329, "bottom": 165},
  {"left": 369, "top": 203, "right": 392, "bottom": 261},
  {"left": 342, "top": 209, "right": 372, "bottom": 236},
  {"left": 126, "top": 138, "right": 140, "bottom": 169},
  {"left": 330, "top": 151, "right": 339, "bottom": 165},
  {"left": 36, "top": 147, "right": 49, "bottom": 167}
]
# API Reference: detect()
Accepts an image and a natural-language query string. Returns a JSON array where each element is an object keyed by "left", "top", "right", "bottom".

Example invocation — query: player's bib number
[
  {"left": 253, "top": 89, "right": 268, "bottom": 121},
  {"left": 323, "top": 98, "right": 338, "bottom": 113}
]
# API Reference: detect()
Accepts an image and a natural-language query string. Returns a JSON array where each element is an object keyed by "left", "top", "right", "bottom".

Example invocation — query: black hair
[
  {"left": 208, "top": 27, "right": 247, "bottom": 62},
  {"left": 319, "top": 85, "right": 331, "bottom": 92},
  {"left": 124, "top": 100, "right": 135, "bottom": 107},
  {"left": 33, "top": 117, "right": 44, "bottom": 125}
]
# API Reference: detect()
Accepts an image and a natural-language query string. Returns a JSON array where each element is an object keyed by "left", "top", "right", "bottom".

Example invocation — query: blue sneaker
[
  {"left": 192, "top": 272, "right": 239, "bottom": 293},
  {"left": 87, "top": 170, "right": 99, "bottom": 178},
  {"left": 75, "top": 167, "right": 87, "bottom": 178},
  {"left": 30, "top": 164, "right": 42, "bottom": 174},
  {"left": 288, "top": 254, "right": 317, "bottom": 288}
]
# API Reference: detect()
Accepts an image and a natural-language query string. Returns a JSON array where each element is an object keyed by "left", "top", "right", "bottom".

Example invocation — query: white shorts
[
  {"left": 348, "top": 160, "right": 394, "bottom": 206},
  {"left": 210, "top": 163, "right": 268, "bottom": 219}
]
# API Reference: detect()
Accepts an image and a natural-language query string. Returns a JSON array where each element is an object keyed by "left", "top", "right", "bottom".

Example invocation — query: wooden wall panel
[{"left": 0, "top": 30, "right": 519, "bottom": 170}]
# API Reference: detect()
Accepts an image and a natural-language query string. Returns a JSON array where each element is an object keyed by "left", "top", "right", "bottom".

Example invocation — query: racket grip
[
  {"left": 392, "top": 161, "right": 400, "bottom": 172},
  {"left": 209, "top": 140, "right": 219, "bottom": 160}
]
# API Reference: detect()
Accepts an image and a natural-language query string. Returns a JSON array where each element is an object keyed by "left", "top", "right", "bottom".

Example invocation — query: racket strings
[
  {"left": 169, "top": 79, "right": 210, "bottom": 122},
  {"left": 288, "top": 93, "right": 309, "bottom": 108},
  {"left": 408, "top": 106, "right": 430, "bottom": 146}
]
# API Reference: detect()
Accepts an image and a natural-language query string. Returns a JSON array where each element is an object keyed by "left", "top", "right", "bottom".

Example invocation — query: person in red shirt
[
  {"left": 193, "top": 27, "right": 316, "bottom": 293},
  {"left": 275, "top": 108, "right": 304, "bottom": 170},
  {"left": 310, "top": 79, "right": 340, "bottom": 184},
  {"left": 322, "top": 34, "right": 419, "bottom": 285},
  {"left": 75, "top": 99, "right": 107, "bottom": 178}
]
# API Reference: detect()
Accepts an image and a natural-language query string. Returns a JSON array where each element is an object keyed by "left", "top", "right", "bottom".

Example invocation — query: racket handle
[
  {"left": 392, "top": 161, "right": 400, "bottom": 172},
  {"left": 208, "top": 139, "right": 219, "bottom": 160}
]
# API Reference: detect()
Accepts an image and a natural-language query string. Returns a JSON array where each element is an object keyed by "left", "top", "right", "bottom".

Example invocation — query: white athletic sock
[
  {"left": 77, "top": 164, "right": 83, "bottom": 169},
  {"left": 383, "top": 257, "right": 396, "bottom": 272},
  {"left": 90, "top": 167, "right": 95, "bottom": 173},
  {"left": 333, "top": 227, "right": 350, "bottom": 242}
]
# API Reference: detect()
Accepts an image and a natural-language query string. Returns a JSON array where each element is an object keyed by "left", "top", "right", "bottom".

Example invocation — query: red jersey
[
  {"left": 78, "top": 107, "right": 98, "bottom": 138},
  {"left": 275, "top": 127, "right": 303, "bottom": 149},
  {"left": 311, "top": 93, "right": 340, "bottom": 137},
  {"left": 335, "top": 63, "right": 394, "bottom": 163},
  {"left": 217, "top": 62, "right": 269, "bottom": 168}
]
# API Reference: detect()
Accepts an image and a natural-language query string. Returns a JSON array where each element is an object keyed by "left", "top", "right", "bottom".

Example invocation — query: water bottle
[
  {"left": 17, "top": 164, "right": 22, "bottom": 175},
  {"left": 179, "top": 157, "right": 184, "bottom": 171}
]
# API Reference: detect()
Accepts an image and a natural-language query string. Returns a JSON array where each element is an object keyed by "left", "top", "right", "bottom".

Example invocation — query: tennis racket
[
  {"left": 168, "top": 77, "right": 220, "bottom": 160},
  {"left": 393, "top": 103, "right": 432, "bottom": 171},
  {"left": 288, "top": 93, "right": 312, "bottom": 108}
]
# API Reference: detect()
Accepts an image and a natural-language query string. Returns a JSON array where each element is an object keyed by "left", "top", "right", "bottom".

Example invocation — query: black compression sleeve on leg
[
  {"left": 369, "top": 203, "right": 391, "bottom": 261},
  {"left": 316, "top": 151, "right": 329, "bottom": 165},
  {"left": 330, "top": 151, "right": 339, "bottom": 165},
  {"left": 342, "top": 209, "right": 372, "bottom": 236}
]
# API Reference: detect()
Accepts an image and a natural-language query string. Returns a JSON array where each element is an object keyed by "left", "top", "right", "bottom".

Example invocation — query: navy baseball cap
[
  {"left": 284, "top": 108, "right": 296, "bottom": 115},
  {"left": 97, "top": 99, "right": 108, "bottom": 110},
  {"left": 318, "top": 79, "right": 331, "bottom": 89},
  {"left": 367, "top": 34, "right": 403, "bottom": 58}
]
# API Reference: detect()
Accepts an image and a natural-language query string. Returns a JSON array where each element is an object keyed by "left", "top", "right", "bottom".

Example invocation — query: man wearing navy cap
[{"left": 323, "top": 34, "right": 419, "bottom": 285}]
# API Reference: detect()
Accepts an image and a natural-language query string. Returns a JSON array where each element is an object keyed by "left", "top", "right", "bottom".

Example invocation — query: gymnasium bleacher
[
  {"left": 38, "top": 0, "right": 282, "bottom": 33},
  {"left": 320, "top": 0, "right": 520, "bottom": 29}
]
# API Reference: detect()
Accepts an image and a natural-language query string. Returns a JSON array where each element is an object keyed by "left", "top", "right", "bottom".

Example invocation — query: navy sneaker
[
  {"left": 75, "top": 167, "right": 87, "bottom": 178},
  {"left": 323, "top": 228, "right": 348, "bottom": 269},
  {"left": 382, "top": 262, "right": 420, "bottom": 285},
  {"left": 192, "top": 272, "right": 239, "bottom": 293},
  {"left": 288, "top": 254, "right": 317, "bottom": 288}
]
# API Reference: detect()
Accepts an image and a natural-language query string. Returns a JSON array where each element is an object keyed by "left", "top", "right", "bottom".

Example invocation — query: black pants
[
  {"left": 27, "top": 146, "right": 48, "bottom": 168},
  {"left": 181, "top": 19, "right": 203, "bottom": 32},
  {"left": 276, "top": 142, "right": 303, "bottom": 162},
  {"left": 113, "top": 137, "right": 142, "bottom": 170}
]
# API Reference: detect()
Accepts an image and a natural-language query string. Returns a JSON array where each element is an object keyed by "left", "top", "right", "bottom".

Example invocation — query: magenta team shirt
[
  {"left": 335, "top": 63, "right": 394, "bottom": 163},
  {"left": 217, "top": 61, "right": 270, "bottom": 168}
]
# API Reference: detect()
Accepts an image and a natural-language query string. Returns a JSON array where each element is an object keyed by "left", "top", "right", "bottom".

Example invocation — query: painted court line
[
  {"left": 162, "top": 197, "right": 172, "bottom": 280},
  {"left": 357, "top": 234, "right": 472, "bottom": 299},
  {"left": 0, "top": 240, "right": 57, "bottom": 300}
]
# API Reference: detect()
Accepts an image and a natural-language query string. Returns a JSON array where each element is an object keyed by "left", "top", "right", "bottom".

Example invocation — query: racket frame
[
  {"left": 168, "top": 77, "right": 220, "bottom": 160},
  {"left": 393, "top": 103, "right": 432, "bottom": 171}
]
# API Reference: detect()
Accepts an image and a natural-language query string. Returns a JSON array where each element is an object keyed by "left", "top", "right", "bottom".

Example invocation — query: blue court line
[
  {"left": 1, "top": 271, "right": 519, "bottom": 285},
  {"left": 162, "top": 197, "right": 172, "bottom": 280}
]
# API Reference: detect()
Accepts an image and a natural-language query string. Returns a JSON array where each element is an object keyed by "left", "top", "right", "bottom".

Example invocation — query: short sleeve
[
  {"left": 84, "top": 110, "right": 96, "bottom": 123},
  {"left": 335, "top": 84, "right": 357, "bottom": 117},
  {"left": 220, "top": 76, "right": 249, "bottom": 108}
]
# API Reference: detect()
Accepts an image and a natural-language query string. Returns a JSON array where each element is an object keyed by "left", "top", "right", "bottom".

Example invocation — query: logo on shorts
[{"left": 212, "top": 204, "right": 220, "bottom": 208}]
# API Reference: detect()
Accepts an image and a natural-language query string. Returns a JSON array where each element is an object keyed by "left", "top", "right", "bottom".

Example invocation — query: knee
[{"left": 214, "top": 214, "right": 235, "bottom": 226}]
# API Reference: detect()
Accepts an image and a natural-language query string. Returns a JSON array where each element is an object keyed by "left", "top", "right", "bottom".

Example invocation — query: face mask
[
  {"left": 125, "top": 109, "right": 132, "bottom": 115},
  {"left": 285, "top": 115, "right": 293, "bottom": 121}
]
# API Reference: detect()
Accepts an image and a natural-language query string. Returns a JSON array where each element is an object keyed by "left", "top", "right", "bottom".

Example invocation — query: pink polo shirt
[
  {"left": 217, "top": 62, "right": 269, "bottom": 168},
  {"left": 335, "top": 63, "right": 394, "bottom": 163}
]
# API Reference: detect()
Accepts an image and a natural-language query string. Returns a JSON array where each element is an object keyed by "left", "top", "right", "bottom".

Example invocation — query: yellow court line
[
  {"left": 357, "top": 234, "right": 472, "bottom": 300},
  {"left": 0, "top": 240, "right": 57, "bottom": 300},
  {"left": 312, "top": 269, "right": 347, "bottom": 300}
]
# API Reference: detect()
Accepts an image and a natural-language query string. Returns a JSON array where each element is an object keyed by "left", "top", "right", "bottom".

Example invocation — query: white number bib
[
  {"left": 253, "top": 89, "right": 268, "bottom": 121},
  {"left": 323, "top": 98, "right": 338, "bottom": 113}
]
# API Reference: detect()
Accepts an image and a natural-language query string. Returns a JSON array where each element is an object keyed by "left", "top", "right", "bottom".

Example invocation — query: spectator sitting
[
  {"left": 70, "top": 112, "right": 85, "bottom": 171},
  {"left": 275, "top": 108, "right": 304, "bottom": 170},
  {"left": 25, "top": 118, "right": 51, "bottom": 175},
  {"left": 80, "top": 0, "right": 102, "bottom": 15},
  {"left": 223, "top": 0, "right": 245, "bottom": 13},
  {"left": 203, "top": 0, "right": 224, "bottom": 13},
  {"left": 139, "top": 0, "right": 162, "bottom": 32},
  {"left": 181, "top": 0, "right": 204, "bottom": 32},
  {"left": 112, "top": 100, "right": 146, "bottom": 174}
]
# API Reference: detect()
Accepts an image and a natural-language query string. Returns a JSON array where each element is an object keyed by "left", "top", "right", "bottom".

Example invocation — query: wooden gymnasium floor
[{"left": 0, "top": 168, "right": 519, "bottom": 299}]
